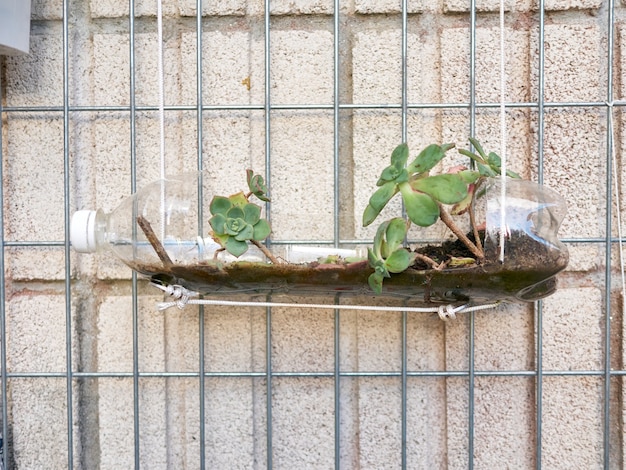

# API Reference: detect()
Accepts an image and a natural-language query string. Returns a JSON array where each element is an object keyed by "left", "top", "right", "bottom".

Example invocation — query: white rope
[
  {"left": 156, "top": 0, "right": 166, "bottom": 179},
  {"left": 608, "top": 102, "right": 626, "bottom": 314},
  {"left": 156, "top": 0, "right": 167, "bottom": 240},
  {"left": 151, "top": 283, "right": 502, "bottom": 321},
  {"left": 498, "top": 0, "right": 508, "bottom": 262}
]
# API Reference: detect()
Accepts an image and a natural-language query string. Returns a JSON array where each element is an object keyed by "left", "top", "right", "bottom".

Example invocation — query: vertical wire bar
[
  {"left": 195, "top": 2, "right": 206, "bottom": 468},
  {"left": 62, "top": 1, "right": 75, "bottom": 467},
  {"left": 333, "top": 0, "right": 341, "bottom": 248},
  {"left": 334, "top": 296, "right": 341, "bottom": 469},
  {"left": 467, "top": 1, "right": 477, "bottom": 468},
  {"left": 128, "top": 2, "right": 141, "bottom": 468},
  {"left": 468, "top": 0, "right": 477, "bottom": 139},
  {"left": 401, "top": 310, "right": 408, "bottom": 469},
  {"left": 264, "top": 2, "right": 273, "bottom": 468},
  {"left": 603, "top": 0, "right": 615, "bottom": 466},
  {"left": 400, "top": 2, "right": 409, "bottom": 469},
  {"left": 332, "top": 1, "right": 341, "bottom": 468},
  {"left": 265, "top": 304, "right": 273, "bottom": 469},
  {"left": 131, "top": 260, "right": 140, "bottom": 470},
  {"left": 535, "top": 1, "right": 546, "bottom": 467},
  {"left": 0, "top": 53, "right": 9, "bottom": 470},
  {"left": 400, "top": 0, "right": 408, "bottom": 142},
  {"left": 264, "top": 2, "right": 272, "bottom": 226},
  {"left": 468, "top": 314, "right": 475, "bottom": 470},
  {"left": 534, "top": 302, "right": 544, "bottom": 470}
]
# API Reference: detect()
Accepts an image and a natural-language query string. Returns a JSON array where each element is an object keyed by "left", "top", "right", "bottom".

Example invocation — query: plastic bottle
[
  {"left": 71, "top": 174, "right": 213, "bottom": 267},
  {"left": 71, "top": 174, "right": 568, "bottom": 304},
  {"left": 70, "top": 173, "right": 366, "bottom": 294}
]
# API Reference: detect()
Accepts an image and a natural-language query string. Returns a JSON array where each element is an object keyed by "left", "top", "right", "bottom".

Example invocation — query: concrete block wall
[{"left": 0, "top": 0, "right": 622, "bottom": 468}]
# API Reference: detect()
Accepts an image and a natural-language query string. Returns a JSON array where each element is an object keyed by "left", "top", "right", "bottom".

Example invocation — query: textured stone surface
[
  {"left": 444, "top": 0, "right": 530, "bottom": 12},
  {"left": 6, "top": 294, "right": 73, "bottom": 373},
  {"left": 542, "top": 288, "right": 603, "bottom": 370},
  {"left": 0, "top": 2, "right": 621, "bottom": 468},
  {"left": 10, "top": 380, "right": 73, "bottom": 469},
  {"left": 4, "top": 35, "right": 63, "bottom": 106},
  {"left": 542, "top": 376, "right": 604, "bottom": 468},
  {"left": 355, "top": 0, "right": 423, "bottom": 14}
]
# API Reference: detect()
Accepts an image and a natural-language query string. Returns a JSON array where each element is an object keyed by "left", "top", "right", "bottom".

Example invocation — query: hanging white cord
[
  {"left": 152, "top": 283, "right": 502, "bottom": 321},
  {"left": 156, "top": 0, "right": 167, "bottom": 240},
  {"left": 498, "top": 0, "right": 508, "bottom": 262},
  {"left": 608, "top": 103, "right": 626, "bottom": 314},
  {"left": 157, "top": 0, "right": 166, "bottom": 178}
]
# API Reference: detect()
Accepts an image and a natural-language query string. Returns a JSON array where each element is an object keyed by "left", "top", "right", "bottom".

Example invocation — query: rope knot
[
  {"left": 438, "top": 304, "right": 458, "bottom": 321},
  {"left": 152, "top": 283, "right": 198, "bottom": 310}
]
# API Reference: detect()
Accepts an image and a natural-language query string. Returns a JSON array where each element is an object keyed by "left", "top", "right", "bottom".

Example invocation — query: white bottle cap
[{"left": 70, "top": 210, "right": 98, "bottom": 253}]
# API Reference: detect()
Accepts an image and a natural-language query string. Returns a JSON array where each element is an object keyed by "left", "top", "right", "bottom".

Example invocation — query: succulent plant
[
  {"left": 458, "top": 137, "right": 520, "bottom": 179},
  {"left": 209, "top": 170, "right": 277, "bottom": 263},
  {"left": 367, "top": 218, "right": 416, "bottom": 294},
  {"left": 363, "top": 139, "right": 520, "bottom": 294},
  {"left": 362, "top": 143, "right": 481, "bottom": 228},
  {"left": 209, "top": 192, "right": 271, "bottom": 257},
  {"left": 246, "top": 169, "right": 270, "bottom": 202}
]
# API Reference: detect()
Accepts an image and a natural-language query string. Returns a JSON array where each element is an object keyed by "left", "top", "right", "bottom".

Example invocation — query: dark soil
[
  {"left": 132, "top": 230, "right": 568, "bottom": 306},
  {"left": 412, "top": 231, "right": 483, "bottom": 270}
]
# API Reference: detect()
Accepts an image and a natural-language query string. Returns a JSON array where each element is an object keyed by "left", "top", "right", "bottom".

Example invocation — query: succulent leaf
[
  {"left": 252, "top": 219, "right": 271, "bottom": 241},
  {"left": 385, "top": 217, "right": 409, "bottom": 252},
  {"left": 400, "top": 184, "right": 440, "bottom": 227},
  {"left": 448, "top": 256, "right": 476, "bottom": 267},
  {"left": 368, "top": 181, "right": 397, "bottom": 212},
  {"left": 457, "top": 170, "right": 480, "bottom": 184},
  {"left": 225, "top": 237, "right": 248, "bottom": 257},
  {"left": 247, "top": 170, "right": 270, "bottom": 202},
  {"left": 362, "top": 204, "right": 381, "bottom": 228},
  {"left": 243, "top": 202, "right": 261, "bottom": 225},
  {"left": 385, "top": 249, "right": 415, "bottom": 273},
  {"left": 372, "top": 220, "right": 390, "bottom": 258},
  {"left": 368, "top": 272, "right": 384, "bottom": 295},
  {"left": 224, "top": 217, "right": 247, "bottom": 236},
  {"left": 378, "top": 167, "right": 408, "bottom": 185},
  {"left": 209, "top": 213, "right": 227, "bottom": 233},
  {"left": 367, "top": 247, "right": 379, "bottom": 266},
  {"left": 506, "top": 168, "right": 521, "bottom": 179},
  {"left": 408, "top": 143, "right": 455, "bottom": 174},
  {"left": 210, "top": 196, "right": 232, "bottom": 216},
  {"left": 487, "top": 151, "right": 501, "bottom": 168},
  {"left": 227, "top": 206, "right": 245, "bottom": 221},
  {"left": 364, "top": 182, "right": 398, "bottom": 226},
  {"left": 377, "top": 144, "right": 409, "bottom": 185},
  {"left": 228, "top": 191, "right": 249, "bottom": 206},
  {"left": 450, "top": 185, "right": 475, "bottom": 215},
  {"left": 468, "top": 137, "right": 487, "bottom": 159},
  {"left": 411, "top": 174, "right": 468, "bottom": 205},
  {"left": 390, "top": 142, "right": 409, "bottom": 168},
  {"left": 234, "top": 222, "right": 254, "bottom": 241}
]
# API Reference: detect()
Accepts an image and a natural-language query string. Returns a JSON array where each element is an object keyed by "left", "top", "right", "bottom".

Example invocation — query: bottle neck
[{"left": 70, "top": 209, "right": 108, "bottom": 253}]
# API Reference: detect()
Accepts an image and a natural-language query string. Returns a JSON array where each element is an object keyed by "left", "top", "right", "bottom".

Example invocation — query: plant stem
[
  {"left": 136, "top": 215, "right": 174, "bottom": 267},
  {"left": 437, "top": 203, "right": 484, "bottom": 260},
  {"left": 469, "top": 201, "right": 483, "bottom": 254},
  {"left": 251, "top": 239, "right": 281, "bottom": 264},
  {"left": 213, "top": 247, "right": 225, "bottom": 261},
  {"left": 414, "top": 253, "right": 442, "bottom": 270}
]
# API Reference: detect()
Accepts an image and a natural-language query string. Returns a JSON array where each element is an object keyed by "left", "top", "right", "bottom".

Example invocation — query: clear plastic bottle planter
[{"left": 71, "top": 174, "right": 569, "bottom": 305}]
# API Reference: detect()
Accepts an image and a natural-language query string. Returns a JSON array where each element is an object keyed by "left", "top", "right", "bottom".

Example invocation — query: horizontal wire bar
[
  {"left": 4, "top": 241, "right": 66, "bottom": 247},
  {"left": 1, "top": 100, "right": 624, "bottom": 114},
  {"left": 7, "top": 237, "right": 623, "bottom": 248},
  {"left": 6, "top": 369, "right": 624, "bottom": 379}
]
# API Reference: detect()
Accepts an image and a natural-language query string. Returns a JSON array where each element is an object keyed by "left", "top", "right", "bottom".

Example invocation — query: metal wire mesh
[{"left": 0, "top": 0, "right": 623, "bottom": 468}]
